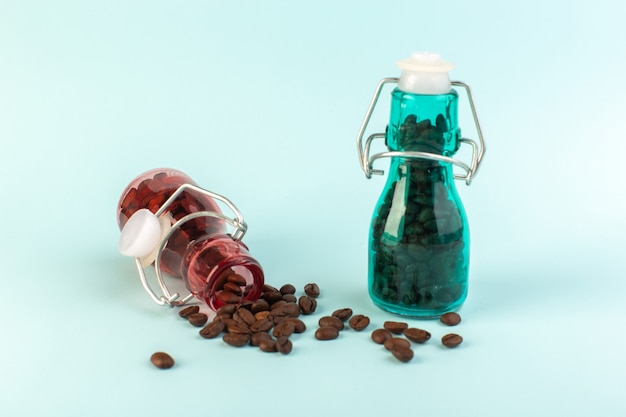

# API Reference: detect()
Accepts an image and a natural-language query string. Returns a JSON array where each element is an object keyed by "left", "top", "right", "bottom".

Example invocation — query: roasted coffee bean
[
  {"left": 223, "top": 333, "right": 250, "bottom": 347},
  {"left": 254, "top": 311, "right": 271, "bottom": 321},
  {"left": 178, "top": 305, "right": 200, "bottom": 318},
  {"left": 262, "top": 284, "right": 279, "bottom": 293},
  {"left": 258, "top": 339, "right": 277, "bottom": 352},
  {"left": 383, "top": 321, "right": 408, "bottom": 334},
  {"left": 188, "top": 313, "right": 208, "bottom": 327},
  {"left": 348, "top": 314, "right": 370, "bottom": 331},
  {"left": 233, "top": 308, "right": 256, "bottom": 326},
  {"left": 315, "top": 326, "right": 339, "bottom": 340},
  {"left": 226, "top": 273, "right": 247, "bottom": 286},
  {"left": 280, "top": 284, "right": 296, "bottom": 295},
  {"left": 391, "top": 347, "right": 414, "bottom": 363},
  {"left": 281, "top": 302, "right": 301, "bottom": 318},
  {"left": 276, "top": 336, "right": 293, "bottom": 354},
  {"left": 217, "top": 290, "right": 241, "bottom": 304},
  {"left": 332, "top": 308, "right": 353, "bottom": 322},
  {"left": 199, "top": 320, "right": 225, "bottom": 339},
  {"left": 250, "top": 331, "right": 272, "bottom": 347},
  {"left": 371, "top": 328, "right": 393, "bottom": 344},
  {"left": 440, "top": 312, "right": 462, "bottom": 326},
  {"left": 304, "top": 283, "right": 320, "bottom": 298},
  {"left": 263, "top": 291, "right": 284, "bottom": 303},
  {"left": 150, "top": 352, "right": 174, "bottom": 369},
  {"left": 282, "top": 294, "right": 297, "bottom": 303},
  {"left": 318, "top": 316, "right": 344, "bottom": 331},
  {"left": 403, "top": 328, "right": 431, "bottom": 343},
  {"left": 216, "top": 304, "right": 236, "bottom": 317},
  {"left": 286, "top": 318, "right": 306, "bottom": 333},
  {"left": 298, "top": 296, "right": 317, "bottom": 315},
  {"left": 223, "top": 282, "right": 243, "bottom": 296},
  {"left": 270, "top": 300, "right": 287, "bottom": 310},
  {"left": 273, "top": 321, "right": 296, "bottom": 338},
  {"left": 250, "top": 318, "right": 274, "bottom": 333},
  {"left": 442, "top": 333, "right": 463, "bottom": 348},
  {"left": 226, "top": 322, "right": 251, "bottom": 335},
  {"left": 384, "top": 337, "right": 411, "bottom": 352},
  {"left": 250, "top": 299, "right": 270, "bottom": 314}
]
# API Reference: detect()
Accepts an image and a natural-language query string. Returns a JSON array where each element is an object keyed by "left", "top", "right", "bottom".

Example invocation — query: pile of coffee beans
[{"left": 370, "top": 113, "right": 469, "bottom": 312}]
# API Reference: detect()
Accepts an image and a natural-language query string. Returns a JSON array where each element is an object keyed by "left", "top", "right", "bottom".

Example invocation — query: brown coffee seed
[
  {"left": 391, "top": 347, "right": 414, "bottom": 363},
  {"left": 250, "top": 299, "right": 270, "bottom": 314},
  {"left": 315, "top": 326, "right": 339, "bottom": 340},
  {"left": 150, "top": 352, "right": 174, "bottom": 369},
  {"left": 332, "top": 308, "right": 353, "bottom": 322},
  {"left": 298, "top": 296, "right": 317, "bottom": 315},
  {"left": 199, "top": 320, "right": 225, "bottom": 339},
  {"left": 348, "top": 314, "right": 370, "bottom": 331},
  {"left": 178, "top": 305, "right": 200, "bottom": 318},
  {"left": 223, "top": 333, "right": 250, "bottom": 347},
  {"left": 281, "top": 302, "right": 301, "bottom": 318},
  {"left": 263, "top": 291, "right": 284, "bottom": 303},
  {"left": 233, "top": 308, "right": 256, "bottom": 326},
  {"left": 258, "top": 339, "right": 277, "bottom": 352},
  {"left": 273, "top": 321, "right": 296, "bottom": 338},
  {"left": 270, "top": 300, "right": 287, "bottom": 310},
  {"left": 383, "top": 321, "right": 408, "bottom": 334},
  {"left": 226, "top": 322, "right": 251, "bottom": 335},
  {"left": 217, "top": 291, "right": 241, "bottom": 304},
  {"left": 318, "top": 316, "right": 344, "bottom": 331},
  {"left": 440, "top": 312, "right": 462, "bottom": 326},
  {"left": 304, "top": 283, "right": 320, "bottom": 298},
  {"left": 223, "top": 282, "right": 243, "bottom": 296},
  {"left": 262, "top": 284, "right": 279, "bottom": 293},
  {"left": 276, "top": 336, "right": 293, "bottom": 354},
  {"left": 371, "top": 328, "right": 393, "bottom": 344},
  {"left": 279, "top": 284, "right": 296, "bottom": 295},
  {"left": 216, "top": 304, "right": 236, "bottom": 317},
  {"left": 250, "top": 332, "right": 272, "bottom": 346},
  {"left": 442, "top": 333, "right": 463, "bottom": 348},
  {"left": 403, "top": 328, "right": 431, "bottom": 343},
  {"left": 226, "top": 273, "right": 247, "bottom": 286},
  {"left": 254, "top": 311, "right": 271, "bottom": 320},
  {"left": 286, "top": 318, "right": 306, "bottom": 333},
  {"left": 188, "top": 313, "right": 208, "bottom": 327},
  {"left": 282, "top": 294, "right": 297, "bottom": 303},
  {"left": 250, "top": 318, "right": 274, "bottom": 333},
  {"left": 384, "top": 337, "right": 411, "bottom": 352}
]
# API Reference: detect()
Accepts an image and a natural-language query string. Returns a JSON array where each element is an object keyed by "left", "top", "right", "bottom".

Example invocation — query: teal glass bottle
[{"left": 368, "top": 87, "right": 469, "bottom": 317}]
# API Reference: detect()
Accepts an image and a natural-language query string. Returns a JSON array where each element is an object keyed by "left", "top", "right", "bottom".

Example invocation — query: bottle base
[{"left": 369, "top": 291, "right": 465, "bottom": 319}]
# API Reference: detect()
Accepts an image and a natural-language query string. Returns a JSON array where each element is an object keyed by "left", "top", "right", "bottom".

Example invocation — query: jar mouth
[{"left": 206, "top": 257, "right": 264, "bottom": 310}]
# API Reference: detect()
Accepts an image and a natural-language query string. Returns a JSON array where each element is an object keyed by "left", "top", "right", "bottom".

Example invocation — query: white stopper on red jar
[
  {"left": 396, "top": 52, "right": 454, "bottom": 95},
  {"left": 118, "top": 209, "right": 162, "bottom": 258}
]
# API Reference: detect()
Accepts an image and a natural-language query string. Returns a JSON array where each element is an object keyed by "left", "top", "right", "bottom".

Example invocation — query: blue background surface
[{"left": 1, "top": 1, "right": 625, "bottom": 415}]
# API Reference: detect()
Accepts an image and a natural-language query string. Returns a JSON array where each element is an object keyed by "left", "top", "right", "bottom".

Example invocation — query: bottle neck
[{"left": 387, "top": 88, "right": 460, "bottom": 157}]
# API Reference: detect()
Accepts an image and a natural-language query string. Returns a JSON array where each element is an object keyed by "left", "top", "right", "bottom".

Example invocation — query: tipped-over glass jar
[
  {"left": 117, "top": 168, "right": 264, "bottom": 310},
  {"left": 357, "top": 52, "right": 486, "bottom": 318}
]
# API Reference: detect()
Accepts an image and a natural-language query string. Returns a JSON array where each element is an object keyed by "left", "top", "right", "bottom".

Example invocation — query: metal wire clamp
[
  {"left": 356, "top": 78, "right": 486, "bottom": 185},
  {"left": 130, "top": 183, "right": 248, "bottom": 307}
]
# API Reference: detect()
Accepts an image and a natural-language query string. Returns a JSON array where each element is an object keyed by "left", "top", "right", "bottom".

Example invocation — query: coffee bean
[
  {"left": 348, "top": 314, "right": 370, "bottom": 331},
  {"left": 391, "top": 347, "right": 414, "bottom": 363},
  {"left": 279, "top": 284, "right": 296, "bottom": 295},
  {"left": 403, "top": 328, "right": 431, "bottom": 343},
  {"left": 442, "top": 333, "right": 463, "bottom": 348},
  {"left": 304, "top": 283, "right": 320, "bottom": 298},
  {"left": 226, "top": 322, "right": 251, "bottom": 335},
  {"left": 262, "top": 291, "right": 283, "bottom": 303},
  {"left": 226, "top": 273, "right": 247, "bottom": 286},
  {"left": 286, "top": 318, "right": 306, "bottom": 333},
  {"left": 178, "top": 305, "right": 200, "bottom": 318},
  {"left": 259, "top": 339, "right": 277, "bottom": 352},
  {"left": 281, "top": 302, "right": 301, "bottom": 318},
  {"left": 217, "top": 290, "right": 241, "bottom": 305},
  {"left": 270, "top": 300, "right": 287, "bottom": 310},
  {"left": 250, "top": 318, "right": 274, "bottom": 333},
  {"left": 282, "top": 294, "right": 297, "bottom": 303},
  {"left": 223, "top": 282, "right": 243, "bottom": 296},
  {"left": 371, "top": 328, "right": 393, "bottom": 344},
  {"left": 250, "top": 299, "right": 270, "bottom": 314},
  {"left": 276, "top": 336, "right": 293, "bottom": 354},
  {"left": 332, "top": 308, "right": 353, "bottom": 322},
  {"left": 440, "top": 312, "right": 462, "bottom": 326},
  {"left": 384, "top": 337, "right": 411, "bottom": 351},
  {"left": 216, "top": 304, "right": 236, "bottom": 317},
  {"left": 233, "top": 308, "right": 256, "bottom": 327},
  {"left": 383, "top": 321, "right": 408, "bottom": 334},
  {"left": 150, "top": 352, "right": 174, "bottom": 369},
  {"left": 315, "top": 326, "right": 339, "bottom": 340},
  {"left": 298, "top": 296, "right": 317, "bottom": 315},
  {"left": 223, "top": 333, "right": 250, "bottom": 347},
  {"left": 262, "top": 284, "right": 279, "bottom": 293},
  {"left": 250, "top": 331, "right": 272, "bottom": 347},
  {"left": 199, "top": 320, "right": 225, "bottom": 339},
  {"left": 318, "top": 316, "right": 344, "bottom": 331},
  {"left": 188, "top": 313, "right": 208, "bottom": 327},
  {"left": 254, "top": 311, "right": 271, "bottom": 320},
  {"left": 273, "top": 321, "right": 296, "bottom": 338}
]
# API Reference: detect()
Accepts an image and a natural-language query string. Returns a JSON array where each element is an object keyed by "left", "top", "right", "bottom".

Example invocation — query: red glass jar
[{"left": 117, "top": 168, "right": 264, "bottom": 309}]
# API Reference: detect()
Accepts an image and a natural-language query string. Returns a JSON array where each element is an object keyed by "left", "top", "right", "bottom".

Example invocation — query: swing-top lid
[{"left": 396, "top": 52, "right": 454, "bottom": 95}]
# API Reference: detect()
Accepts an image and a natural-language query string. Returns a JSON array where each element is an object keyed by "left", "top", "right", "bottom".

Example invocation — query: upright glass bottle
[
  {"left": 117, "top": 168, "right": 264, "bottom": 310},
  {"left": 357, "top": 53, "right": 485, "bottom": 318}
]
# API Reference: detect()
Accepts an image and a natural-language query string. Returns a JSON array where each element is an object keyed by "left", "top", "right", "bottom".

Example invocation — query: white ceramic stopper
[
  {"left": 118, "top": 209, "right": 162, "bottom": 257},
  {"left": 396, "top": 52, "right": 454, "bottom": 95}
]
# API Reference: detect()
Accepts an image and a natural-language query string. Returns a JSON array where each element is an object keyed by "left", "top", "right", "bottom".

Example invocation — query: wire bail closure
[
  {"left": 356, "top": 78, "right": 486, "bottom": 185},
  {"left": 125, "top": 183, "right": 248, "bottom": 307}
]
